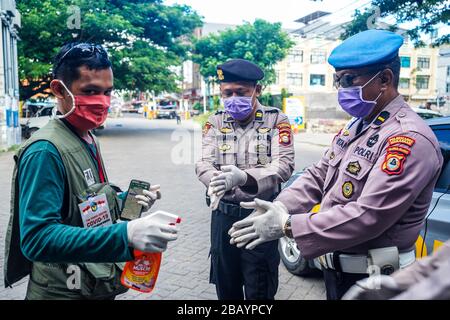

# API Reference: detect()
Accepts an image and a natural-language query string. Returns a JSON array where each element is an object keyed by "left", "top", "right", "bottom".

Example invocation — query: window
[
  {"left": 416, "top": 75, "right": 430, "bottom": 89},
  {"left": 288, "top": 50, "right": 303, "bottom": 63},
  {"left": 399, "top": 78, "right": 410, "bottom": 89},
  {"left": 287, "top": 73, "right": 302, "bottom": 86},
  {"left": 310, "top": 74, "right": 325, "bottom": 86},
  {"left": 310, "top": 50, "right": 326, "bottom": 64},
  {"left": 400, "top": 56, "right": 411, "bottom": 68},
  {"left": 447, "top": 66, "right": 450, "bottom": 76},
  {"left": 446, "top": 82, "right": 450, "bottom": 93},
  {"left": 417, "top": 57, "right": 430, "bottom": 69},
  {"left": 431, "top": 127, "right": 450, "bottom": 190}
]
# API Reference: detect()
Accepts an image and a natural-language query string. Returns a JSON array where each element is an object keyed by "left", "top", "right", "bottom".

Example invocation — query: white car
[
  {"left": 22, "top": 106, "right": 53, "bottom": 139},
  {"left": 412, "top": 107, "right": 444, "bottom": 120}
]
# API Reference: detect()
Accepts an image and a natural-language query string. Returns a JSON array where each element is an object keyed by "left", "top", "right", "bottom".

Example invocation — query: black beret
[{"left": 217, "top": 59, "right": 265, "bottom": 83}]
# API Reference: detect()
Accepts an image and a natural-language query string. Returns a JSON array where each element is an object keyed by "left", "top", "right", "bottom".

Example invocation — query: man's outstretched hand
[{"left": 228, "top": 199, "right": 290, "bottom": 250}]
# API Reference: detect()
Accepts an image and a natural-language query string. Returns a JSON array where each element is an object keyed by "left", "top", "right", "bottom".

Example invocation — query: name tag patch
[
  {"left": 78, "top": 194, "right": 113, "bottom": 228},
  {"left": 336, "top": 138, "right": 348, "bottom": 149},
  {"left": 353, "top": 146, "right": 375, "bottom": 161}
]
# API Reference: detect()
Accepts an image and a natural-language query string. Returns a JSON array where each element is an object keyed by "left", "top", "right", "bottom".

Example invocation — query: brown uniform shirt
[
  {"left": 276, "top": 95, "right": 443, "bottom": 259},
  {"left": 195, "top": 103, "right": 295, "bottom": 203}
]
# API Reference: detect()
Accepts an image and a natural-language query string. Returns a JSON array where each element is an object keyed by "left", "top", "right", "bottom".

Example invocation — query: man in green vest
[{"left": 4, "top": 42, "right": 179, "bottom": 300}]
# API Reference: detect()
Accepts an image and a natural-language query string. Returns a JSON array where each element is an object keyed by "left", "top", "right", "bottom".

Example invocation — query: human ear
[
  {"left": 379, "top": 69, "right": 393, "bottom": 91},
  {"left": 255, "top": 84, "right": 262, "bottom": 97},
  {"left": 50, "top": 80, "right": 66, "bottom": 99}
]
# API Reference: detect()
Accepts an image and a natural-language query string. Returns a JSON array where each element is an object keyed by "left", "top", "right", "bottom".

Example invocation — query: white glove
[
  {"left": 209, "top": 165, "right": 247, "bottom": 197},
  {"left": 342, "top": 275, "right": 402, "bottom": 300},
  {"left": 208, "top": 173, "right": 223, "bottom": 211},
  {"left": 135, "top": 185, "right": 161, "bottom": 210},
  {"left": 228, "top": 199, "right": 290, "bottom": 250},
  {"left": 126, "top": 213, "right": 178, "bottom": 253}
]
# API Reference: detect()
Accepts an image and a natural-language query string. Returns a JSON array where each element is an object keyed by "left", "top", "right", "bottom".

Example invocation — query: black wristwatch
[{"left": 283, "top": 215, "right": 293, "bottom": 239}]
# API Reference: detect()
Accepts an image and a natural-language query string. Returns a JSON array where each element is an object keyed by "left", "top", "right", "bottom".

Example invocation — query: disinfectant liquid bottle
[{"left": 121, "top": 211, "right": 181, "bottom": 293}]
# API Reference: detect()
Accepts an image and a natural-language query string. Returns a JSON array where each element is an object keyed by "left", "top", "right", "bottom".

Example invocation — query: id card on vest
[{"left": 78, "top": 194, "right": 113, "bottom": 228}]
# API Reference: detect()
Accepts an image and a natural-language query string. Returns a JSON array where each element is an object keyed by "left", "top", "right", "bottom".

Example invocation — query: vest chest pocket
[
  {"left": 216, "top": 134, "right": 237, "bottom": 165},
  {"left": 248, "top": 133, "right": 272, "bottom": 166}
]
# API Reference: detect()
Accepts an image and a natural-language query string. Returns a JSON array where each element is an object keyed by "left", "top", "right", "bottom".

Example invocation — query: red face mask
[{"left": 58, "top": 81, "right": 110, "bottom": 132}]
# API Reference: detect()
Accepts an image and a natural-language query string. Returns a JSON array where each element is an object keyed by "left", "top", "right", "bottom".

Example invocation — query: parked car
[
  {"left": 279, "top": 117, "right": 450, "bottom": 276},
  {"left": 21, "top": 105, "right": 54, "bottom": 139},
  {"left": 122, "top": 101, "right": 144, "bottom": 113},
  {"left": 412, "top": 107, "right": 444, "bottom": 120},
  {"left": 156, "top": 105, "right": 178, "bottom": 119}
]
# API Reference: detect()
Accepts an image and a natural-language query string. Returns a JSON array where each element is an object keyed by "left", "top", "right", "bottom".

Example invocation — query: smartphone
[{"left": 120, "top": 180, "right": 151, "bottom": 221}]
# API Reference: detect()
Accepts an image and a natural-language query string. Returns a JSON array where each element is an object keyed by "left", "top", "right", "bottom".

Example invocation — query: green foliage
[
  {"left": 342, "top": 0, "right": 449, "bottom": 47},
  {"left": 17, "top": 0, "right": 203, "bottom": 100},
  {"left": 212, "top": 95, "right": 221, "bottom": 111},
  {"left": 192, "top": 101, "right": 202, "bottom": 111},
  {"left": 192, "top": 19, "right": 294, "bottom": 86},
  {"left": 193, "top": 111, "right": 213, "bottom": 127}
]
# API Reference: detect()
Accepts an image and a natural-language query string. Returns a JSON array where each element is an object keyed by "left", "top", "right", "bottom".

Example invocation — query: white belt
[{"left": 317, "top": 250, "right": 416, "bottom": 274}]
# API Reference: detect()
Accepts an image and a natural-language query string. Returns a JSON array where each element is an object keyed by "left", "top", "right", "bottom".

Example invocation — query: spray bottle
[{"left": 121, "top": 210, "right": 181, "bottom": 293}]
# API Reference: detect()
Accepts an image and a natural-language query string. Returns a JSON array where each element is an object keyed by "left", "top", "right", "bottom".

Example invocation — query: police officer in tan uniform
[
  {"left": 195, "top": 59, "right": 295, "bottom": 300},
  {"left": 228, "top": 30, "right": 443, "bottom": 300}
]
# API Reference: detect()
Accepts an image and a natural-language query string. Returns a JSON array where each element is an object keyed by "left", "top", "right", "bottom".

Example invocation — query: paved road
[{"left": 0, "top": 115, "right": 330, "bottom": 300}]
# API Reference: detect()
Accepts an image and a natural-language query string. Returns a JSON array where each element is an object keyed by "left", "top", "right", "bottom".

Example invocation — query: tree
[
  {"left": 341, "top": 0, "right": 449, "bottom": 46},
  {"left": 192, "top": 19, "right": 294, "bottom": 87},
  {"left": 17, "top": 0, "right": 203, "bottom": 100}
]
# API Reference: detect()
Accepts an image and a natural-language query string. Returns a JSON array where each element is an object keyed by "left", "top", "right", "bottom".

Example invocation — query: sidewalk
[{"left": 294, "top": 132, "right": 335, "bottom": 147}]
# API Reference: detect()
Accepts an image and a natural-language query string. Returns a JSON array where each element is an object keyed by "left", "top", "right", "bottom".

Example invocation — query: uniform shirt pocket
[
  {"left": 248, "top": 133, "right": 271, "bottom": 166},
  {"left": 329, "top": 157, "right": 375, "bottom": 203},
  {"left": 216, "top": 134, "right": 237, "bottom": 165},
  {"left": 323, "top": 148, "right": 345, "bottom": 193}
]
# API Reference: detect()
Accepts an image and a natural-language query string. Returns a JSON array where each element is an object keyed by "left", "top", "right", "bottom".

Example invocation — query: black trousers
[
  {"left": 210, "top": 210, "right": 280, "bottom": 300},
  {"left": 322, "top": 268, "right": 369, "bottom": 300}
]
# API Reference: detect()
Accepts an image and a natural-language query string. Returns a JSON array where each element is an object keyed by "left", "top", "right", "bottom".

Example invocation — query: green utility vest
[{"left": 4, "top": 119, "right": 128, "bottom": 300}]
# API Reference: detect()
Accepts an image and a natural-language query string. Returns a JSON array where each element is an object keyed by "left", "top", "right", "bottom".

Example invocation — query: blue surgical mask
[
  {"left": 338, "top": 71, "right": 383, "bottom": 118},
  {"left": 223, "top": 88, "right": 256, "bottom": 121}
]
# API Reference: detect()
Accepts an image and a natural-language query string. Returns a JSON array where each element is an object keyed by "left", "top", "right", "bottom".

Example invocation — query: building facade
[
  {"left": 184, "top": 16, "right": 442, "bottom": 118},
  {"left": 0, "top": 0, "right": 20, "bottom": 150},
  {"left": 437, "top": 47, "right": 450, "bottom": 113},
  {"left": 267, "top": 14, "right": 441, "bottom": 118}
]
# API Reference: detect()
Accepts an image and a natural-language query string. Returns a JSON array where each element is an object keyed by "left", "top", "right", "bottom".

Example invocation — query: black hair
[
  {"left": 365, "top": 57, "right": 401, "bottom": 89},
  {"left": 52, "top": 42, "right": 112, "bottom": 87},
  {"left": 382, "top": 56, "right": 401, "bottom": 89}
]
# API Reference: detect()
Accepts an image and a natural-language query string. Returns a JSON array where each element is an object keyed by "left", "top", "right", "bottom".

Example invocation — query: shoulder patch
[
  {"left": 277, "top": 122, "right": 292, "bottom": 146},
  {"left": 215, "top": 111, "right": 224, "bottom": 115},
  {"left": 203, "top": 122, "right": 213, "bottom": 135},
  {"left": 382, "top": 152, "right": 407, "bottom": 176},
  {"left": 388, "top": 136, "right": 416, "bottom": 147},
  {"left": 381, "top": 136, "right": 414, "bottom": 176}
]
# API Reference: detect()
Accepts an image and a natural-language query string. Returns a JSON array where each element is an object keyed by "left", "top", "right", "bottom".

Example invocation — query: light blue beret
[{"left": 328, "top": 29, "right": 404, "bottom": 69}]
